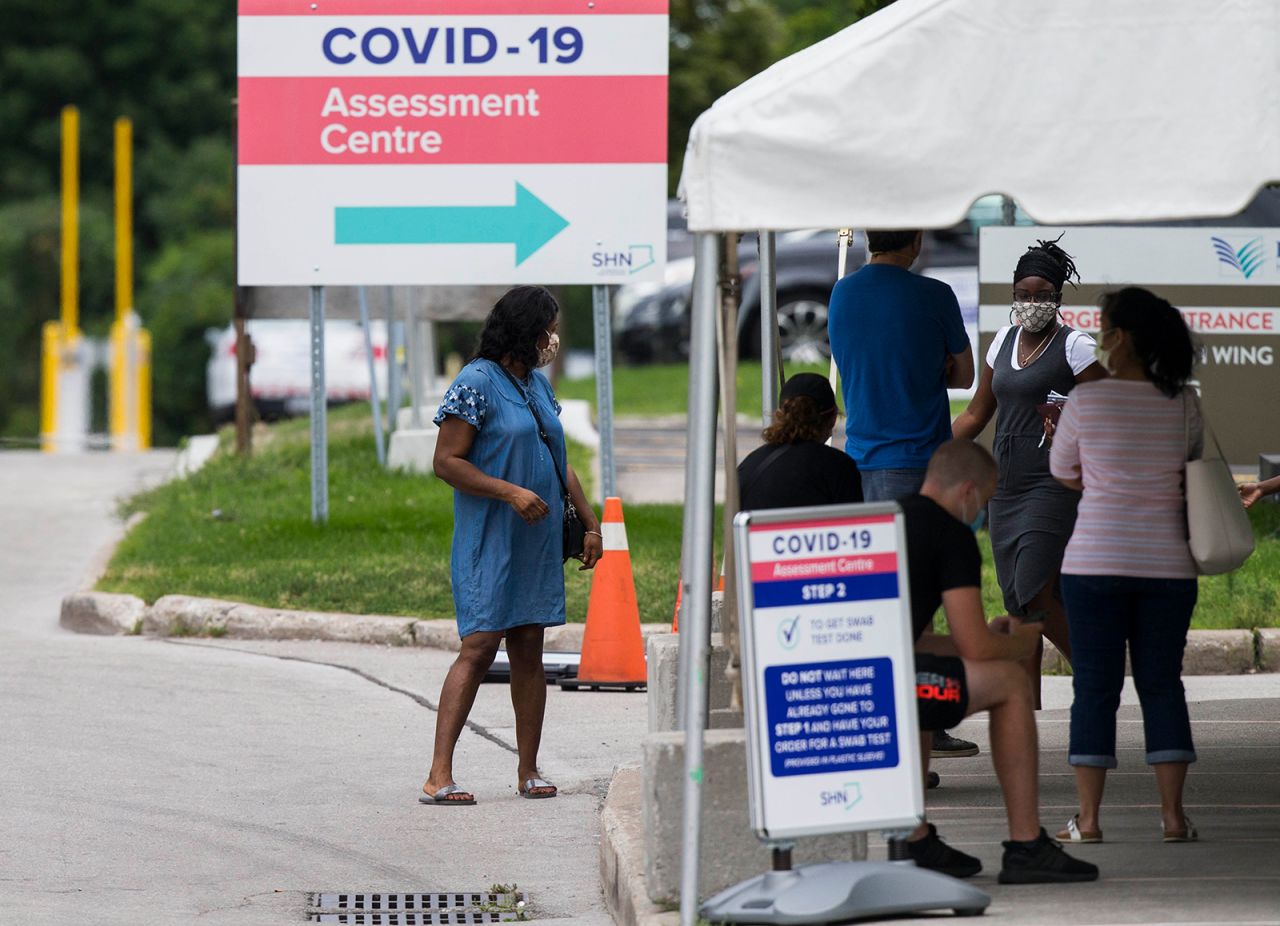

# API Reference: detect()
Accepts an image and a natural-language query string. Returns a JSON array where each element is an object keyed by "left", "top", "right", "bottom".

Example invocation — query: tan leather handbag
[{"left": 1184, "top": 392, "right": 1254, "bottom": 575}]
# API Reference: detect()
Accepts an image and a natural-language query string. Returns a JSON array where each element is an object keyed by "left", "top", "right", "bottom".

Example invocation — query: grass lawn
[
  {"left": 97, "top": 405, "right": 688, "bottom": 625},
  {"left": 558, "top": 360, "right": 830, "bottom": 418},
  {"left": 974, "top": 505, "right": 1280, "bottom": 630},
  {"left": 99, "top": 404, "right": 1280, "bottom": 631},
  {"left": 558, "top": 360, "right": 970, "bottom": 421}
]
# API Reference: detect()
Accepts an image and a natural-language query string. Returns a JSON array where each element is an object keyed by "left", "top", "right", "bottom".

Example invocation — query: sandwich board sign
[
  {"left": 733, "top": 502, "right": 924, "bottom": 840},
  {"left": 237, "top": 0, "right": 668, "bottom": 286},
  {"left": 980, "top": 226, "right": 1280, "bottom": 466},
  {"left": 706, "top": 504, "right": 988, "bottom": 922}
]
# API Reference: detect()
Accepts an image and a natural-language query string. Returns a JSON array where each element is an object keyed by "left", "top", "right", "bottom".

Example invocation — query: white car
[{"left": 207, "top": 319, "right": 389, "bottom": 422}]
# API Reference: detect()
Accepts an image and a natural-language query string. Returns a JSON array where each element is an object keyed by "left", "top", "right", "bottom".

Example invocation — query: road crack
[{"left": 163, "top": 639, "right": 518, "bottom": 755}]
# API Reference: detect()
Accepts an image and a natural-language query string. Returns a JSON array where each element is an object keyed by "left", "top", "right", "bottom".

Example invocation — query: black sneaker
[
  {"left": 926, "top": 771, "right": 941, "bottom": 790},
  {"left": 998, "top": 829, "right": 1100, "bottom": 884},
  {"left": 906, "top": 824, "right": 983, "bottom": 878},
  {"left": 931, "top": 730, "right": 980, "bottom": 758}
]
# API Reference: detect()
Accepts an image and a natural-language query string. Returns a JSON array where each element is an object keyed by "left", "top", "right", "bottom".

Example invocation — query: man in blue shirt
[
  {"left": 828, "top": 229, "right": 977, "bottom": 761},
  {"left": 828, "top": 229, "right": 974, "bottom": 502}
]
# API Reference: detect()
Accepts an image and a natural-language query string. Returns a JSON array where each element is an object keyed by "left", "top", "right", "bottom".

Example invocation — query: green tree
[
  {"left": 771, "top": 0, "right": 897, "bottom": 56},
  {"left": 0, "top": 0, "right": 235, "bottom": 441},
  {"left": 668, "top": 0, "right": 787, "bottom": 196},
  {"left": 139, "top": 230, "right": 234, "bottom": 446},
  {"left": 0, "top": 197, "right": 115, "bottom": 438}
]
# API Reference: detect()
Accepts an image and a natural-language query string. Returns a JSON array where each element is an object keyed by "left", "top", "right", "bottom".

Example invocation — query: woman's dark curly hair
[
  {"left": 762, "top": 396, "right": 833, "bottom": 445},
  {"left": 474, "top": 285, "right": 559, "bottom": 371},
  {"left": 1100, "top": 286, "right": 1196, "bottom": 398}
]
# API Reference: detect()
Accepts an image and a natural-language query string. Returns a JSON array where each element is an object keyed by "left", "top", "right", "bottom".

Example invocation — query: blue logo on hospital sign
[{"left": 1211, "top": 235, "right": 1265, "bottom": 279}]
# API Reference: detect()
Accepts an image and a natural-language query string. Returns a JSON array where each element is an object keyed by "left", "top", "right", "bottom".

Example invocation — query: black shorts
[{"left": 915, "top": 653, "right": 969, "bottom": 731}]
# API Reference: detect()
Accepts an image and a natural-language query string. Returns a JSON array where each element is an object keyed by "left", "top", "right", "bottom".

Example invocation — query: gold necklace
[{"left": 1017, "top": 325, "right": 1059, "bottom": 367}]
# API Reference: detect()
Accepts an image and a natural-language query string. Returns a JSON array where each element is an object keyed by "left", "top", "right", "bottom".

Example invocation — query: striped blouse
[{"left": 1049, "top": 379, "right": 1203, "bottom": 579}]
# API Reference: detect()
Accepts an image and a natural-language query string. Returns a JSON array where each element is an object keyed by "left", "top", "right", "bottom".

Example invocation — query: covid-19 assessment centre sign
[
  {"left": 735, "top": 504, "right": 923, "bottom": 841},
  {"left": 237, "top": 0, "right": 668, "bottom": 286}
]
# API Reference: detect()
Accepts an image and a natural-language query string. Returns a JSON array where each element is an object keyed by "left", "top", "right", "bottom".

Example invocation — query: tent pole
[
  {"left": 759, "top": 231, "right": 779, "bottom": 424},
  {"left": 717, "top": 233, "right": 742, "bottom": 712},
  {"left": 828, "top": 228, "right": 853, "bottom": 438},
  {"left": 678, "top": 231, "right": 721, "bottom": 926}
]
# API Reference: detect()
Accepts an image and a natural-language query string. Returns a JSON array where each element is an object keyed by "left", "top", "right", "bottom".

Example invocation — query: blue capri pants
[{"left": 1061, "top": 574, "right": 1198, "bottom": 769}]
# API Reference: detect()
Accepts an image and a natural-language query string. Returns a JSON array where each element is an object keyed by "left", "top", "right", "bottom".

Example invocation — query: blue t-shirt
[{"left": 827, "top": 263, "right": 969, "bottom": 471}]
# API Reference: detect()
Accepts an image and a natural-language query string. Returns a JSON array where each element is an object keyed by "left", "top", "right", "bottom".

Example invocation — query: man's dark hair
[
  {"left": 866, "top": 230, "right": 920, "bottom": 255},
  {"left": 474, "top": 285, "right": 560, "bottom": 372},
  {"left": 1100, "top": 287, "right": 1196, "bottom": 398}
]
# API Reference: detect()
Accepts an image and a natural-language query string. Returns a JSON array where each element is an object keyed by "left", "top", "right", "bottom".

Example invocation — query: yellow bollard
[
  {"left": 40, "top": 322, "right": 63, "bottom": 453},
  {"left": 136, "top": 327, "right": 152, "bottom": 450},
  {"left": 109, "top": 319, "right": 128, "bottom": 447}
]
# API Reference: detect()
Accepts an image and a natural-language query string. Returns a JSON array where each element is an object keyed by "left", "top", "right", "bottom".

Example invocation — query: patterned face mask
[
  {"left": 1011, "top": 300, "right": 1059, "bottom": 333},
  {"left": 536, "top": 330, "right": 561, "bottom": 368}
]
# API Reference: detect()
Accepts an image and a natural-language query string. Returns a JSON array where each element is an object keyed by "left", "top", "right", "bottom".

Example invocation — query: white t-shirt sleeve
[
  {"left": 986, "top": 325, "right": 1013, "bottom": 368},
  {"left": 1065, "top": 330, "right": 1099, "bottom": 376}
]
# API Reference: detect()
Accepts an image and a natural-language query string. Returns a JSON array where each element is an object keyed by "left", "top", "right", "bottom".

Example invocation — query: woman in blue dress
[{"left": 421, "top": 286, "right": 602, "bottom": 805}]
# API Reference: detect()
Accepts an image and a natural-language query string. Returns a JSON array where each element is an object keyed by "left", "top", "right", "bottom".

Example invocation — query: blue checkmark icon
[{"left": 778, "top": 615, "right": 801, "bottom": 649}]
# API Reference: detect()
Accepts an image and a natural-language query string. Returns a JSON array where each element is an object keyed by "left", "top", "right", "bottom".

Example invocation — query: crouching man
[{"left": 900, "top": 440, "right": 1098, "bottom": 884}]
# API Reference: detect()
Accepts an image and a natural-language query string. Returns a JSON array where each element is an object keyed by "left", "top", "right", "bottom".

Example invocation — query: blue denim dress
[{"left": 434, "top": 359, "right": 567, "bottom": 637}]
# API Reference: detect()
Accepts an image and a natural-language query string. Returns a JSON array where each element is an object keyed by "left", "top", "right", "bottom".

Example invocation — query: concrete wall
[
  {"left": 646, "top": 632, "right": 734, "bottom": 734},
  {"left": 642, "top": 729, "right": 867, "bottom": 904}
]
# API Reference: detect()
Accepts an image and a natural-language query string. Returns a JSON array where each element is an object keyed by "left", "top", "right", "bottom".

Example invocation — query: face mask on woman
[
  {"left": 536, "top": 330, "right": 560, "bottom": 368},
  {"left": 1093, "top": 328, "right": 1117, "bottom": 373},
  {"left": 1011, "top": 300, "right": 1060, "bottom": 333}
]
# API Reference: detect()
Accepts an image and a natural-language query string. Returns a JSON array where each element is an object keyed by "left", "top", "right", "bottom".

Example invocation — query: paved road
[
  {"left": 0, "top": 451, "right": 643, "bottom": 925},
  {"left": 614, "top": 416, "right": 847, "bottom": 504}
]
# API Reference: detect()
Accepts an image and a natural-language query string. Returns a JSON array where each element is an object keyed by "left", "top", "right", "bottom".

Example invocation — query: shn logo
[{"left": 1211, "top": 235, "right": 1265, "bottom": 279}]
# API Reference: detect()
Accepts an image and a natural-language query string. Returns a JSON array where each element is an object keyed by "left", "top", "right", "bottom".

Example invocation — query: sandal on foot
[
  {"left": 419, "top": 783, "right": 475, "bottom": 806},
  {"left": 1055, "top": 815, "right": 1103, "bottom": 843},
  {"left": 1163, "top": 815, "right": 1198, "bottom": 842},
  {"left": 519, "top": 777, "right": 558, "bottom": 799}
]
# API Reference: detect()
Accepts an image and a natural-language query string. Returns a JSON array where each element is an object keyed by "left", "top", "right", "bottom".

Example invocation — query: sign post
[
  {"left": 701, "top": 503, "right": 989, "bottom": 924},
  {"left": 593, "top": 284, "right": 617, "bottom": 502}
]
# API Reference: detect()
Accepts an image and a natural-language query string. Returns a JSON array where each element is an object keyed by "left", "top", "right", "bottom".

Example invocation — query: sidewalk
[{"left": 869, "top": 675, "right": 1280, "bottom": 923}]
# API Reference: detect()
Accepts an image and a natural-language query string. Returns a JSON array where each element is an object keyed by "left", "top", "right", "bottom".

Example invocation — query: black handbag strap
[
  {"left": 740, "top": 442, "right": 792, "bottom": 500},
  {"left": 497, "top": 364, "right": 571, "bottom": 499}
]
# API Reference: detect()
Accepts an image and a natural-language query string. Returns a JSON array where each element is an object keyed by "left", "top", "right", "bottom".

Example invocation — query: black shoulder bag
[{"left": 499, "top": 367, "right": 586, "bottom": 562}]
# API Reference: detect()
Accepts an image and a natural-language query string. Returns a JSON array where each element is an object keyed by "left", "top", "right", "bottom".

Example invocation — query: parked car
[
  {"left": 615, "top": 223, "right": 984, "bottom": 364},
  {"left": 206, "top": 319, "right": 388, "bottom": 423},
  {"left": 614, "top": 188, "right": 1280, "bottom": 364}
]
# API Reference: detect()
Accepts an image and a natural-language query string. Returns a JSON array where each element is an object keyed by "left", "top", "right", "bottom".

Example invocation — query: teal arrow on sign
[{"left": 334, "top": 183, "right": 569, "bottom": 266}]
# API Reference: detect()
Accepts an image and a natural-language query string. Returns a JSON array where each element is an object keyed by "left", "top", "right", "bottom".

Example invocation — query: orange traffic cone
[
  {"left": 560, "top": 497, "right": 647, "bottom": 691},
  {"left": 672, "top": 578, "right": 682, "bottom": 632}
]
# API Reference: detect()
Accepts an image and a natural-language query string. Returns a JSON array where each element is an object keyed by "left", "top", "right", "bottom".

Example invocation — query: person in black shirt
[
  {"left": 900, "top": 440, "right": 1098, "bottom": 885},
  {"left": 738, "top": 373, "right": 861, "bottom": 511}
]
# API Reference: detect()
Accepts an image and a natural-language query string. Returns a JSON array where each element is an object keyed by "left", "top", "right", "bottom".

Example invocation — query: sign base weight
[{"left": 699, "top": 860, "right": 990, "bottom": 924}]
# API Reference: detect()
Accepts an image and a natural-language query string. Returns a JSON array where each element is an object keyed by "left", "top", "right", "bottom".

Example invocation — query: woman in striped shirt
[{"left": 1049, "top": 287, "right": 1202, "bottom": 845}]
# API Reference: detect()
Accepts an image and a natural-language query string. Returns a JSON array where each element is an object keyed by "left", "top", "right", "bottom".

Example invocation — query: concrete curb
[
  {"left": 599, "top": 764, "right": 676, "bottom": 926},
  {"left": 67, "top": 589, "right": 671, "bottom": 653},
  {"left": 61, "top": 591, "right": 148, "bottom": 636}
]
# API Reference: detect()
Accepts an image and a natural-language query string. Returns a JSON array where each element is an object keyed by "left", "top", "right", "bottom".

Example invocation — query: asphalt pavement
[
  {"left": 0, "top": 450, "right": 643, "bottom": 925},
  {"left": 5, "top": 448, "right": 1277, "bottom": 926}
]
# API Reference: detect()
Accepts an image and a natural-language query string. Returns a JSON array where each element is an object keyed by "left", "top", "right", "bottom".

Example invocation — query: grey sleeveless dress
[{"left": 989, "top": 325, "right": 1083, "bottom": 615}]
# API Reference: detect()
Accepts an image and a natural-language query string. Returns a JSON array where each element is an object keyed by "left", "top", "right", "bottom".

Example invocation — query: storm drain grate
[
  {"left": 308, "top": 915, "right": 519, "bottom": 924},
  {"left": 307, "top": 892, "right": 529, "bottom": 924}
]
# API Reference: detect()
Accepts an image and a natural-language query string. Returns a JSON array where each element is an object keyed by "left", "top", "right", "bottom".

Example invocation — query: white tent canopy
[
  {"left": 672, "top": 2, "right": 1280, "bottom": 922},
  {"left": 680, "top": 0, "right": 1280, "bottom": 232}
]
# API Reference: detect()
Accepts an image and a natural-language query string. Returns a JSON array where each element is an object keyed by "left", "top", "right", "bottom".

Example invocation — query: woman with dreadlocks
[{"left": 953, "top": 236, "right": 1106, "bottom": 705}]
